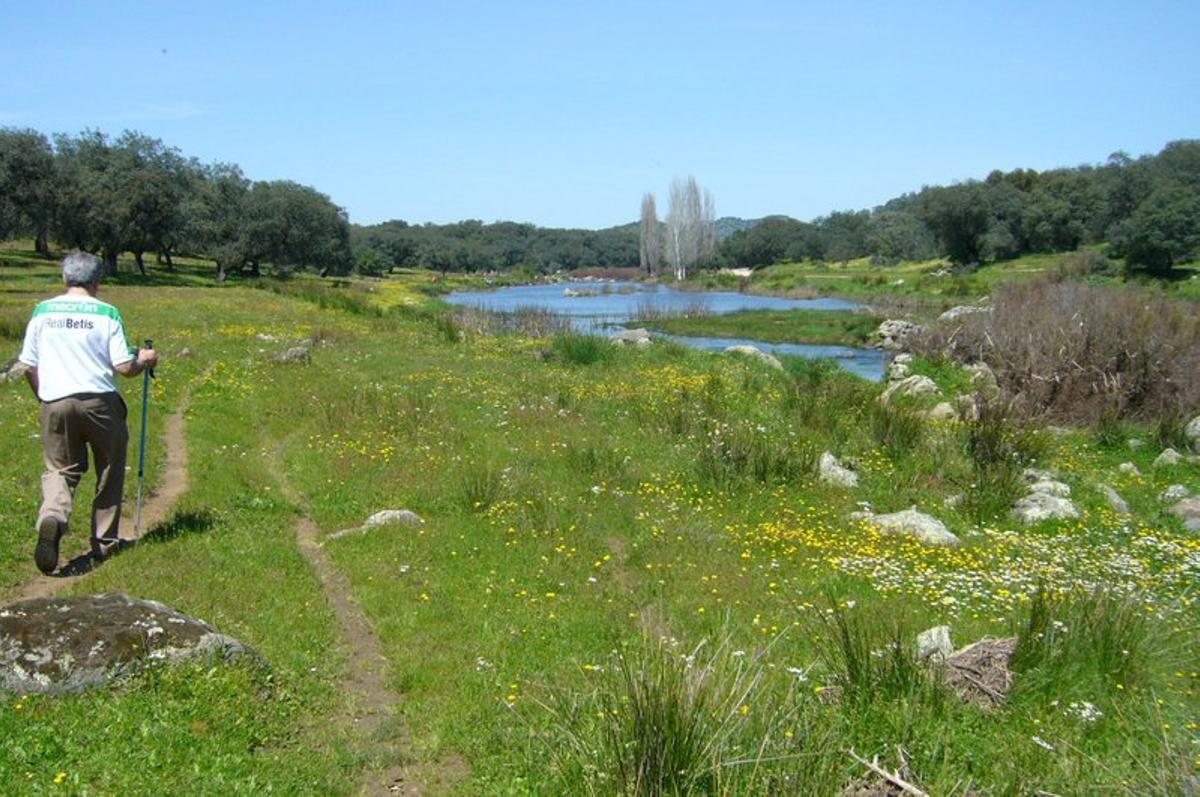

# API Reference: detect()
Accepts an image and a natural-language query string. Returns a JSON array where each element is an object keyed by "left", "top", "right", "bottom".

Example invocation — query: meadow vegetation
[{"left": 0, "top": 242, "right": 1197, "bottom": 794}]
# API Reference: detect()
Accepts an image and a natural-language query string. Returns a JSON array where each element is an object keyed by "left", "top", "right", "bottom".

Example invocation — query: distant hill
[{"left": 714, "top": 216, "right": 761, "bottom": 241}]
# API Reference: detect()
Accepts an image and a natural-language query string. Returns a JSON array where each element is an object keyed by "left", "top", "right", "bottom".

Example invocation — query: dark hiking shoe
[
  {"left": 34, "top": 516, "right": 63, "bottom": 574},
  {"left": 91, "top": 538, "right": 134, "bottom": 563}
]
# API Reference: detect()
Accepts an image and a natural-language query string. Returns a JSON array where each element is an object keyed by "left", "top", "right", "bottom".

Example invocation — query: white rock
[
  {"left": 860, "top": 507, "right": 960, "bottom": 546},
  {"left": 723, "top": 345, "right": 783, "bottom": 370},
  {"left": 1170, "top": 497, "right": 1200, "bottom": 532},
  {"left": 879, "top": 375, "right": 941, "bottom": 404},
  {"left": 943, "top": 494, "right": 964, "bottom": 509},
  {"left": 1127, "top": 438, "right": 1146, "bottom": 449},
  {"left": 926, "top": 402, "right": 958, "bottom": 422},
  {"left": 885, "top": 357, "right": 911, "bottom": 382},
  {"left": 611, "top": 328, "right": 652, "bottom": 346},
  {"left": 1117, "top": 462, "right": 1141, "bottom": 476},
  {"left": 363, "top": 509, "right": 424, "bottom": 529},
  {"left": 916, "top": 625, "right": 954, "bottom": 662},
  {"left": 1027, "top": 480, "right": 1071, "bottom": 498},
  {"left": 965, "top": 362, "right": 999, "bottom": 396},
  {"left": 938, "top": 305, "right": 988, "bottom": 322},
  {"left": 876, "top": 319, "right": 920, "bottom": 351},
  {"left": 1153, "top": 448, "right": 1183, "bottom": 468},
  {"left": 1022, "top": 468, "right": 1056, "bottom": 485},
  {"left": 818, "top": 452, "right": 859, "bottom": 488},
  {"left": 1011, "top": 492, "right": 1079, "bottom": 525},
  {"left": 1160, "top": 484, "right": 1190, "bottom": 502},
  {"left": 326, "top": 509, "right": 424, "bottom": 543},
  {"left": 1186, "top": 416, "right": 1200, "bottom": 451},
  {"left": 1101, "top": 485, "right": 1130, "bottom": 515}
]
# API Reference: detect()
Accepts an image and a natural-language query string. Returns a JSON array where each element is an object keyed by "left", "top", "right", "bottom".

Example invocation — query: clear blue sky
[{"left": 3, "top": 1, "right": 1197, "bottom": 228}]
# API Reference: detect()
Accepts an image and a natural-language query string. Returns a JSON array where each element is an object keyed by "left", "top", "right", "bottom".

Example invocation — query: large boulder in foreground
[{"left": 0, "top": 594, "right": 256, "bottom": 695}]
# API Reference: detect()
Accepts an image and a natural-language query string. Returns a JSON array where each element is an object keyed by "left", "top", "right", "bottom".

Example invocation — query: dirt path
[
  {"left": 275, "top": 473, "right": 467, "bottom": 795},
  {"left": 11, "top": 380, "right": 196, "bottom": 603}
]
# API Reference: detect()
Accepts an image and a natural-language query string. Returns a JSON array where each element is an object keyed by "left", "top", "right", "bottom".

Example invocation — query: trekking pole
[{"left": 134, "top": 339, "right": 155, "bottom": 538}]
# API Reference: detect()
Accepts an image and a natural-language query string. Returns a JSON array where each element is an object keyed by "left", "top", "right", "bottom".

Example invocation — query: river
[{"left": 444, "top": 281, "right": 886, "bottom": 380}]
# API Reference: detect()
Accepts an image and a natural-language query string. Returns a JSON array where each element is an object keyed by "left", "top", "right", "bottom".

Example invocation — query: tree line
[
  {"left": 350, "top": 219, "right": 639, "bottom": 275},
  {"left": 0, "top": 128, "right": 350, "bottom": 280},
  {"left": 3, "top": 127, "right": 1195, "bottom": 279},
  {"left": 719, "top": 140, "right": 1200, "bottom": 277}
]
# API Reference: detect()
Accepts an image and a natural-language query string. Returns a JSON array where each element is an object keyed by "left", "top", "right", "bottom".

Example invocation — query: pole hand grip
[{"left": 144, "top": 338, "right": 156, "bottom": 379}]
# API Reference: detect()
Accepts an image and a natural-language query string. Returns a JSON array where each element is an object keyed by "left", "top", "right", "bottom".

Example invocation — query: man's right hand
[{"left": 137, "top": 347, "right": 159, "bottom": 371}]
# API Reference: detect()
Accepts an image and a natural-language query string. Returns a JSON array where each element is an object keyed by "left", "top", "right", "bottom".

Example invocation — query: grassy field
[
  {"left": 632, "top": 308, "right": 882, "bottom": 347},
  {"left": 692, "top": 248, "right": 1200, "bottom": 315},
  {"left": 0, "top": 243, "right": 1197, "bottom": 794}
]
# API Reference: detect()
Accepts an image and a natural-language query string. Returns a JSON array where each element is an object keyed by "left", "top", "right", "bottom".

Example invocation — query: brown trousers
[{"left": 38, "top": 392, "right": 128, "bottom": 555}]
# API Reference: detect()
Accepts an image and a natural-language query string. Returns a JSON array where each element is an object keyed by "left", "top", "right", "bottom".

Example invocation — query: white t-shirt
[{"left": 18, "top": 293, "right": 135, "bottom": 402}]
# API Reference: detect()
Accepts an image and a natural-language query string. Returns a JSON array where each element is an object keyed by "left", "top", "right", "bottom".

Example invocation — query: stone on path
[
  {"left": 818, "top": 452, "right": 859, "bottom": 488},
  {"left": 854, "top": 507, "right": 960, "bottom": 546},
  {"left": 879, "top": 375, "right": 940, "bottom": 405},
  {"left": 916, "top": 625, "right": 954, "bottom": 662},
  {"left": 1169, "top": 498, "right": 1200, "bottom": 532},
  {"left": 0, "top": 594, "right": 255, "bottom": 695},
  {"left": 1101, "top": 485, "right": 1130, "bottom": 515},
  {"left": 1012, "top": 491, "right": 1079, "bottom": 525},
  {"left": 1153, "top": 448, "right": 1183, "bottom": 468},
  {"left": 611, "top": 328, "right": 651, "bottom": 347},
  {"left": 723, "top": 345, "right": 783, "bottom": 370}
]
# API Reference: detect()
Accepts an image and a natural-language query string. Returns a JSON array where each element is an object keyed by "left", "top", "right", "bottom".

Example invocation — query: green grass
[
  {"left": 0, "top": 241, "right": 1197, "bottom": 793},
  {"left": 634, "top": 308, "right": 882, "bottom": 346}
]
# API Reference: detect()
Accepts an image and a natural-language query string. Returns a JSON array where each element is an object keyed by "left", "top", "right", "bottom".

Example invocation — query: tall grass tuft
[
  {"left": 461, "top": 462, "right": 505, "bottom": 512},
  {"left": 694, "top": 422, "right": 816, "bottom": 488},
  {"left": 552, "top": 332, "right": 615, "bottom": 366},
  {"left": 1012, "top": 587, "right": 1153, "bottom": 699},
  {"left": 530, "top": 634, "right": 816, "bottom": 795},
  {"left": 810, "top": 600, "right": 942, "bottom": 708},
  {"left": 959, "top": 396, "right": 1045, "bottom": 522},
  {"left": 868, "top": 402, "right": 924, "bottom": 458}
]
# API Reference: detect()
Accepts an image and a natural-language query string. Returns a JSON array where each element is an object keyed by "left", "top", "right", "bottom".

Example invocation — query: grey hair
[{"left": 61, "top": 251, "right": 104, "bottom": 287}]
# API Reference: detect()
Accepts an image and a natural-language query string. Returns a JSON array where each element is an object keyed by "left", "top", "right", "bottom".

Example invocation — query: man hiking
[{"left": 18, "top": 251, "right": 159, "bottom": 574}]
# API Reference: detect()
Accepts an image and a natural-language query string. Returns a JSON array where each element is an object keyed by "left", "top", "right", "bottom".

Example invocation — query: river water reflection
[{"left": 444, "top": 281, "right": 886, "bottom": 380}]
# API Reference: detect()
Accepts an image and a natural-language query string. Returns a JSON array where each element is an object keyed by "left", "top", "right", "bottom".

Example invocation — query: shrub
[{"left": 913, "top": 279, "right": 1200, "bottom": 423}]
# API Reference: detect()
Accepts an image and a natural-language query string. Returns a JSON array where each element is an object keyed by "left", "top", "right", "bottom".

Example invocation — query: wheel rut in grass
[
  {"left": 277, "top": 474, "right": 467, "bottom": 795},
  {"left": 607, "top": 534, "right": 671, "bottom": 640},
  {"left": 12, "top": 374, "right": 199, "bottom": 603}
]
